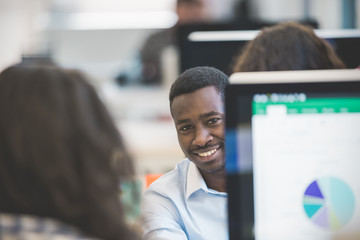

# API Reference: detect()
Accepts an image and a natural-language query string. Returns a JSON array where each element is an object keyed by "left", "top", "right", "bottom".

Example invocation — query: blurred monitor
[
  {"left": 177, "top": 21, "right": 270, "bottom": 75},
  {"left": 225, "top": 69, "right": 360, "bottom": 240},
  {"left": 179, "top": 28, "right": 360, "bottom": 75}
]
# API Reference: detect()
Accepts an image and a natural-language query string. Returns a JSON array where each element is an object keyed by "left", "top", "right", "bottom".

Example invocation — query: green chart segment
[{"left": 303, "top": 177, "right": 355, "bottom": 231}]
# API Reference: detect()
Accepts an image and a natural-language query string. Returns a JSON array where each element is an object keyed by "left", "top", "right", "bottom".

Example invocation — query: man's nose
[{"left": 192, "top": 127, "right": 213, "bottom": 146}]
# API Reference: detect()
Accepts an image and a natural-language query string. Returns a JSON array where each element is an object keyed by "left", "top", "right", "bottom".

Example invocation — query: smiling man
[{"left": 141, "top": 66, "right": 229, "bottom": 240}]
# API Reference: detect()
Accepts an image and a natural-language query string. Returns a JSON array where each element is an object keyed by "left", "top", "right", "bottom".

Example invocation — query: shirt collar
[{"left": 186, "top": 160, "right": 208, "bottom": 199}]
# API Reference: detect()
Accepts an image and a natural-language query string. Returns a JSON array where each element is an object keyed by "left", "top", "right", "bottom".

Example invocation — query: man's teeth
[{"left": 198, "top": 149, "right": 217, "bottom": 157}]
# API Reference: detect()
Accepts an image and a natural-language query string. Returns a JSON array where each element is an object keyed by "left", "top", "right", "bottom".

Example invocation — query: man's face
[{"left": 171, "top": 86, "right": 225, "bottom": 174}]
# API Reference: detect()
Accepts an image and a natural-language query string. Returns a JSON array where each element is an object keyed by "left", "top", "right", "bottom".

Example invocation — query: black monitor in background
[
  {"left": 178, "top": 26, "right": 360, "bottom": 75},
  {"left": 318, "top": 30, "right": 360, "bottom": 69},
  {"left": 177, "top": 20, "right": 273, "bottom": 75},
  {"left": 225, "top": 69, "right": 360, "bottom": 240}
]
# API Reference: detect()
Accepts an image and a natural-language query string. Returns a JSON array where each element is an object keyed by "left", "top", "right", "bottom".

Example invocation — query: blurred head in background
[
  {"left": 0, "top": 64, "right": 138, "bottom": 240},
  {"left": 176, "top": 0, "right": 208, "bottom": 24},
  {"left": 231, "top": 21, "right": 346, "bottom": 73}
]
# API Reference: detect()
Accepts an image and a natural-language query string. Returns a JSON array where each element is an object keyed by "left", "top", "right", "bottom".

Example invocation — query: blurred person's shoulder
[
  {"left": 0, "top": 213, "right": 98, "bottom": 240},
  {"left": 141, "top": 28, "right": 177, "bottom": 52}
]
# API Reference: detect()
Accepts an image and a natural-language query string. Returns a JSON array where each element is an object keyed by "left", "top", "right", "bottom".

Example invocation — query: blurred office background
[{"left": 0, "top": 0, "right": 359, "bottom": 180}]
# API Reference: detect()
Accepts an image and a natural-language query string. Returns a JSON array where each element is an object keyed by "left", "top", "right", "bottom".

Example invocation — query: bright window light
[{"left": 47, "top": 11, "right": 178, "bottom": 30}]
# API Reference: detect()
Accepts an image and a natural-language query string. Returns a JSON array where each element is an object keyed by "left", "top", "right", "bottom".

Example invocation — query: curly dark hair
[{"left": 231, "top": 21, "right": 346, "bottom": 73}]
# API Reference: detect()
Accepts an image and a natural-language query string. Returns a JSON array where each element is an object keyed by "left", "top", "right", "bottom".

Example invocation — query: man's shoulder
[{"left": 146, "top": 159, "right": 190, "bottom": 194}]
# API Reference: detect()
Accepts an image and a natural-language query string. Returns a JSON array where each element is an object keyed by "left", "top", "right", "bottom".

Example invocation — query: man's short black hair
[{"left": 169, "top": 66, "right": 229, "bottom": 107}]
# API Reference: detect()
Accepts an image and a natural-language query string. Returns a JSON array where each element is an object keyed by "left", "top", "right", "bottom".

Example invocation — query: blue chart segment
[{"left": 303, "top": 177, "right": 355, "bottom": 231}]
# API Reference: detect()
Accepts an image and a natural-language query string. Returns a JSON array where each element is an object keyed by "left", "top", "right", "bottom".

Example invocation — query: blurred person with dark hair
[
  {"left": 231, "top": 21, "right": 346, "bottom": 73},
  {"left": 0, "top": 64, "right": 139, "bottom": 240},
  {"left": 139, "top": 0, "right": 209, "bottom": 85}
]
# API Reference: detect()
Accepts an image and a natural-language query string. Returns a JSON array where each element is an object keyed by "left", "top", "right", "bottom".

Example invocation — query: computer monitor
[
  {"left": 179, "top": 28, "right": 360, "bottom": 75},
  {"left": 225, "top": 69, "right": 360, "bottom": 240},
  {"left": 177, "top": 21, "right": 271, "bottom": 75}
]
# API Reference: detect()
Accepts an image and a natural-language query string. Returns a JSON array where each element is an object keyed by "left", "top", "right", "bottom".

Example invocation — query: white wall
[
  {"left": 0, "top": 0, "right": 49, "bottom": 70},
  {"left": 1, "top": 0, "right": 358, "bottom": 72},
  {"left": 206, "top": 0, "right": 237, "bottom": 22},
  {"left": 309, "top": 0, "right": 342, "bottom": 29},
  {"left": 248, "top": 0, "right": 305, "bottom": 22},
  {"left": 248, "top": 0, "right": 356, "bottom": 29},
  {"left": 47, "top": 28, "right": 155, "bottom": 83}
]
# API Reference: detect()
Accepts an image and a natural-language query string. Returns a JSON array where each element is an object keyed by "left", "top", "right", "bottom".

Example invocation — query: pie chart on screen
[{"left": 303, "top": 176, "right": 355, "bottom": 231}]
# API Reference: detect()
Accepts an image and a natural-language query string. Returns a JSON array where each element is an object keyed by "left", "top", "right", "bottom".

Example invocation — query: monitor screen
[{"left": 225, "top": 69, "right": 360, "bottom": 240}]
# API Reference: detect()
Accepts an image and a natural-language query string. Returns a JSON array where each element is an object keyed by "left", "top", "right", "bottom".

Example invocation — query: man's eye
[
  {"left": 178, "top": 125, "right": 192, "bottom": 133},
  {"left": 207, "top": 118, "right": 221, "bottom": 124}
]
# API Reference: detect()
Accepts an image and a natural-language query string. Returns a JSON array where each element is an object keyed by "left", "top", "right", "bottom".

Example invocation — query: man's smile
[
  {"left": 192, "top": 145, "right": 220, "bottom": 157},
  {"left": 197, "top": 148, "right": 218, "bottom": 157}
]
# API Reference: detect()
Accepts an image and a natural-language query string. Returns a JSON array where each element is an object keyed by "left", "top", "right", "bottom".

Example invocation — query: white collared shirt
[{"left": 141, "top": 158, "right": 228, "bottom": 240}]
